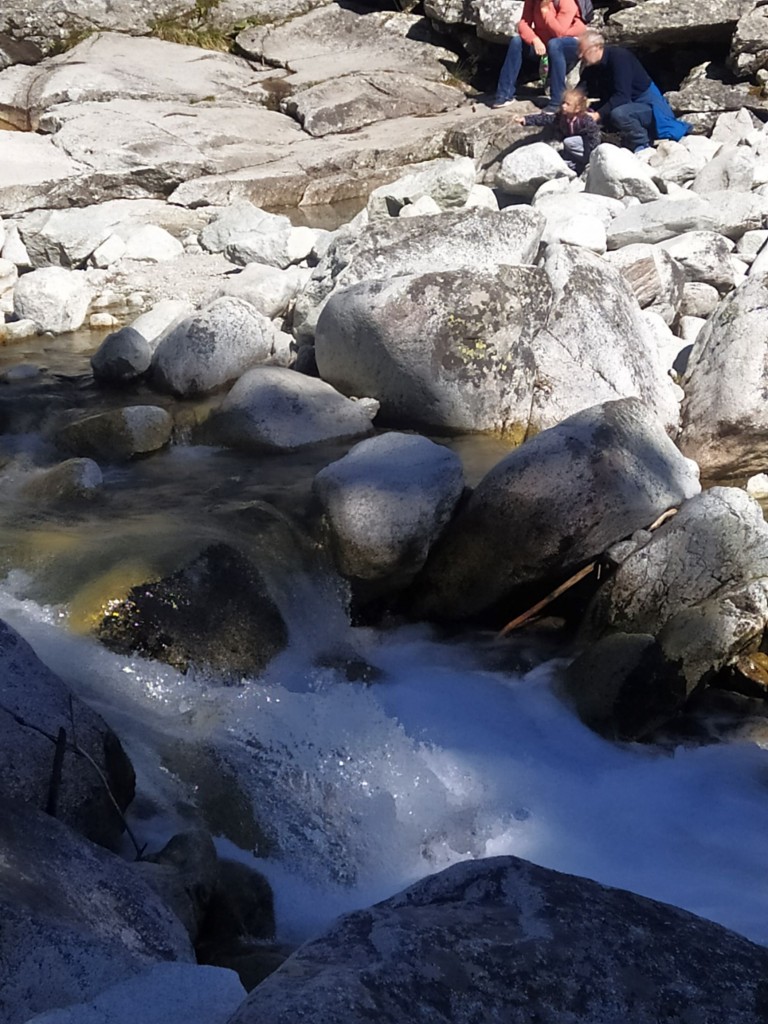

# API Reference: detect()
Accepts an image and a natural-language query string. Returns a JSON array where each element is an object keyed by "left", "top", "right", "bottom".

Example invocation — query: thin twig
[
  {"left": 496, "top": 562, "right": 596, "bottom": 639},
  {"left": 46, "top": 727, "right": 67, "bottom": 817}
]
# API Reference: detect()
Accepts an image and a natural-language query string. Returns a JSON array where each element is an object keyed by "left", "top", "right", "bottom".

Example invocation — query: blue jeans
[
  {"left": 495, "top": 34, "right": 580, "bottom": 106},
  {"left": 608, "top": 101, "right": 654, "bottom": 151},
  {"left": 547, "top": 35, "right": 580, "bottom": 107}
]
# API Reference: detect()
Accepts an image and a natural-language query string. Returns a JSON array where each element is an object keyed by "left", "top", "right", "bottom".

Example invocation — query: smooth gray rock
[
  {"left": 0, "top": 797, "right": 193, "bottom": 1024},
  {"left": 367, "top": 156, "right": 478, "bottom": 222},
  {"left": 227, "top": 854, "right": 768, "bottom": 1024},
  {"left": 585, "top": 143, "right": 662, "bottom": 203},
  {"left": 91, "top": 327, "right": 152, "bottom": 384},
  {"left": 408, "top": 398, "right": 701, "bottom": 621},
  {"left": 690, "top": 143, "right": 755, "bottom": 194},
  {"left": 208, "top": 366, "right": 377, "bottom": 452},
  {"left": 606, "top": 195, "right": 718, "bottom": 249},
  {"left": 13, "top": 266, "right": 92, "bottom": 333},
  {"left": 282, "top": 70, "right": 463, "bottom": 137},
  {"left": 313, "top": 432, "right": 465, "bottom": 581},
  {"left": 151, "top": 297, "right": 280, "bottom": 398},
  {"left": 679, "top": 271, "right": 768, "bottom": 476},
  {"left": 656, "top": 231, "right": 737, "bottom": 292},
  {"left": 19, "top": 458, "right": 103, "bottom": 503},
  {"left": 57, "top": 406, "right": 173, "bottom": 461},
  {"left": 0, "top": 618, "right": 134, "bottom": 849},
  {"left": 607, "top": 0, "right": 750, "bottom": 47},
  {"left": 679, "top": 280, "right": 721, "bottom": 317},
  {"left": 207, "top": 263, "right": 309, "bottom": 321},
  {"left": 496, "top": 142, "right": 574, "bottom": 199}
]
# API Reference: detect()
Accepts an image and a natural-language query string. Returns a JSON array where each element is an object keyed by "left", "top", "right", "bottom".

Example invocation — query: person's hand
[
  {"left": 539, "top": 0, "right": 551, "bottom": 8},
  {"left": 532, "top": 37, "right": 546, "bottom": 56},
  {"left": 514, "top": 116, "right": 526, "bottom": 124},
  {"left": 588, "top": 110, "right": 600, "bottom": 121}
]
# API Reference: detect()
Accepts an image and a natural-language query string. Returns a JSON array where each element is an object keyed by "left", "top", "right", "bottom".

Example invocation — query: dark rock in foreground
[
  {"left": 228, "top": 855, "right": 768, "bottom": 1024},
  {"left": 97, "top": 542, "right": 288, "bottom": 677}
]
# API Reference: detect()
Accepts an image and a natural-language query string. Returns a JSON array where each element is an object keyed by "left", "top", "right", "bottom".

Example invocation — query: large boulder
[
  {"left": 151, "top": 297, "right": 281, "bottom": 398},
  {"left": 0, "top": 619, "right": 134, "bottom": 849},
  {"left": 679, "top": 271, "right": 768, "bottom": 476},
  {"left": 585, "top": 144, "right": 662, "bottom": 203},
  {"left": 408, "top": 398, "right": 701, "bottom": 622},
  {"left": 529, "top": 244, "right": 681, "bottom": 432},
  {"left": 313, "top": 432, "right": 465, "bottom": 584},
  {"left": 227, "top": 855, "right": 768, "bottom": 1024},
  {"left": 366, "top": 156, "right": 478, "bottom": 222},
  {"left": 606, "top": 0, "right": 750, "bottom": 48},
  {"left": 572, "top": 487, "right": 768, "bottom": 736},
  {"left": 292, "top": 206, "right": 545, "bottom": 344},
  {"left": 602, "top": 243, "right": 686, "bottom": 326},
  {"left": 606, "top": 195, "right": 718, "bottom": 249},
  {"left": 655, "top": 231, "right": 737, "bottom": 292},
  {"left": 314, "top": 265, "right": 549, "bottom": 437},
  {"left": 0, "top": 797, "right": 193, "bottom": 1024}
]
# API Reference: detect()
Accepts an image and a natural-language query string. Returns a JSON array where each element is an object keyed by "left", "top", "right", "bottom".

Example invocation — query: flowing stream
[{"left": 3, "top": 330, "right": 768, "bottom": 950}]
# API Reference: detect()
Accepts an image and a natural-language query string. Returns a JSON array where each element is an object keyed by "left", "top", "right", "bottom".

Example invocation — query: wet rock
[
  {"left": 96, "top": 542, "right": 289, "bottom": 677},
  {"left": 0, "top": 618, "right": 134, "bottom": 849},
  {"left": 408, "top": 398, "right": 700, "bottom": 622},
  {"left": 19, "top": 458, "right": 103, "bottom": 504},
  {"left": 581, "top": 487, "right": 768, "bottom": 713},
  {"left": 56, "top": 406, "right": 173, "bottom": 462},
  {"left": 137, "top": 830, "right": 220, "bottom": 941},
  {"left": 313, "top": 432, "right": 465, "bottom": 583},
  {"left": 18, "top": 962, "right": 246, "bottom": 1024},
  {"left": 227, "top": 854, "right": 768, "bottom": 1024},
  {"left": 91, "top": 326, "right": 152, "bottom": 384}
]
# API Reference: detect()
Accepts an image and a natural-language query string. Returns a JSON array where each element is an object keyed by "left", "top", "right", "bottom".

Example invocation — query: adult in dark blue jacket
[{"left": 576, "top": 30, "right": 690, "bottom": 153}]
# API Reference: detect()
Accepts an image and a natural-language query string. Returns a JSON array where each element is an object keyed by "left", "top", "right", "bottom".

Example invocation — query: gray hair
[{"left": 580, "top": 29, "right": 605, "bottom": 49}]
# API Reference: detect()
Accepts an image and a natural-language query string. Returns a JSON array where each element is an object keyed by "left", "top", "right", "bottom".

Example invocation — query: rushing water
[{"left": 4, "top": 330, "right": 768, "bottom": 951}]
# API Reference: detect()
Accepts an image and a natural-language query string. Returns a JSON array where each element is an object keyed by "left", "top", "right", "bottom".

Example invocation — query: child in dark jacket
[{"left": 515, "top": 88, "right": 601, "bottom": 172}]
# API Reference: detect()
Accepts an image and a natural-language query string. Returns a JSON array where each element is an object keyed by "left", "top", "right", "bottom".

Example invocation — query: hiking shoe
[{"left": 491, "top": 98, "right": 516, "bottom": 109}]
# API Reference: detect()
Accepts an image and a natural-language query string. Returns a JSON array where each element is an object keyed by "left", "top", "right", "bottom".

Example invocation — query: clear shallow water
[{"left": 3, "top": 336, "right": 768, "bottom": 951}]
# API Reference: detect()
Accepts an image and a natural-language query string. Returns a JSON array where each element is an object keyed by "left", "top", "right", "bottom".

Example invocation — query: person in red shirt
[{"left": 493, "top": 0, "right": 586, "bottom": 112}]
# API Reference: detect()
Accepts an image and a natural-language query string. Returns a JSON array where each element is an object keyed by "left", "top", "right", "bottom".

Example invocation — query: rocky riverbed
[{"left": 4, "top": 1, "right": 768, "bottom": 1022}]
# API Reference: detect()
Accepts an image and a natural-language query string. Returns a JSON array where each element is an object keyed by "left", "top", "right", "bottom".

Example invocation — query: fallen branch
[
  {"left": 495, "top": 506, "right": 680, "bottom": 640},
  {"left": 496, "top": 562, "right": 596, "bottom": 639}
]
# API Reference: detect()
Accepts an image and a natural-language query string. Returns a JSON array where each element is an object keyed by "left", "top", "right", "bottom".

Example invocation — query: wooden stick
[
  {"left": 496, "top": 561, "right": 596, "bottom": 639},
  {"left": 494, "top": 505, "right": 681, "bottom": 641}
]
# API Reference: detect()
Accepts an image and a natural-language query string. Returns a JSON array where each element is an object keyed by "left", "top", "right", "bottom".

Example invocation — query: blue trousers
[
  {"left": 496, "top": 34, "right": 580, "bottom": 107},
  {"left": 608, "top": 102, "right": 654, "bottom": 152}
]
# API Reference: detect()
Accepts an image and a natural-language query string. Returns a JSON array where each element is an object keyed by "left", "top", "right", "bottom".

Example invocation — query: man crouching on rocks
[{"left": 577, "top": 29, "right": 691, "bottom": 154}]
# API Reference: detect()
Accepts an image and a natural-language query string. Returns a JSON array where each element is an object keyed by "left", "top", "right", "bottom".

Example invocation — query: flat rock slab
[
  {"left": 0, "top": 133, "right": 87, "bottom": 215},
  {"left": 237, "top": 5, "right": 457, "bottom": 88},
  {"left": 227, "top": 855, "right": 768, "bottom": 1024},
  {"left": 0, "top": 33, "right": 265, "bottom": 129},
  {"left": 169, "top": 106, "right": 481, "bottom": 209},
  {"left": 40, "top": 100, "right": 304, "bottom": 180}
]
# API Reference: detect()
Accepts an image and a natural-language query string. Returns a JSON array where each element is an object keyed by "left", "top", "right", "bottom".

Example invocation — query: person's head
[
  {"left": 578, "top": 30, "right": 605, "bottom": 65},
  {"left": 560, "top": 88, "right": 588, "bottom": 116}
]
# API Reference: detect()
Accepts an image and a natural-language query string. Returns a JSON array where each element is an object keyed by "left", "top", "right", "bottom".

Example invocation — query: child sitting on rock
[{"left": 515, "top": 88, "right": 601, "bottom": 172}]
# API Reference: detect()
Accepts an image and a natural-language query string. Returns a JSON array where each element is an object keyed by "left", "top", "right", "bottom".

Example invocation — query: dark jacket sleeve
[{"left": 523, "top": 112, "right": 557, "bottom": 127}]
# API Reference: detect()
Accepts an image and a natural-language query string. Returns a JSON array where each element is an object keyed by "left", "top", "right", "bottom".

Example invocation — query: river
[{"left": 3, "top": 327, "right": 768, "bottom": 951}]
